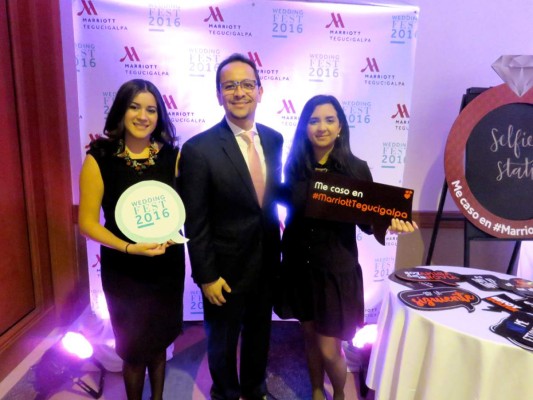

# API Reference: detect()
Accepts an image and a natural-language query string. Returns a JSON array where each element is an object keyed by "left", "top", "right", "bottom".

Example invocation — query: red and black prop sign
[
  {"left": 305, "top": 171, "right": 414, "bottom": 245},
  {"left": 394, "top": 267, "right": 463, "bottom": 287},
  {"left": 483, "top": 293, "right": 533, "bottom": 314}
]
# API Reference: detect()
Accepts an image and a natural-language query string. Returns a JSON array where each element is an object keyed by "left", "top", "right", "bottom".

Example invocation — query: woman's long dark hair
[
  {"left": 102, "top": 79, "right": 177, "bottom": 146},
  {"left": 285, "top": 94, "right": 365, "bottom": 183}
]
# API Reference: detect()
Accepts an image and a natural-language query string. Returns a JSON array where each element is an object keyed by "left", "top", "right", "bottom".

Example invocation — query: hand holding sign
[
  {"left": 115, "top": 180, "right": 188, "bottom": 244},
  {"left": 305, "top": 171, "right": 415, "bottom": 244}
]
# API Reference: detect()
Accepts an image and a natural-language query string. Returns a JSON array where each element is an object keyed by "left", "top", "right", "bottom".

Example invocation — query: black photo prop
[
  {"left": 498, "top": 278, "right": 533, "bottom": 298},
  {"left": 304, "top": 171, "right": 414, "bottom": 245},
  {"left": 398, "top": 287, "right": 481, "bottom": 313},
  {"left": 463, "top": 274, "right": 502, "bottom": 291},
  {"left": 483, "top": 294, "right": 527, "bottom": 314},
  {"left": 388, "top": 272, "right": 439, "bottom": 289},
  {"left": 490, "top": 311, "right": 533, "bottom": 351},
  {"left": 394, "top": 267, "right": 463, "bottom": 286}
]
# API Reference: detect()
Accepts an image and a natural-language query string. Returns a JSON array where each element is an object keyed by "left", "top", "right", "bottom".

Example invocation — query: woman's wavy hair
[
  {"left": 103, "top": 79, "right": 177, "bottom": 146},
  {"left": 285, "top": 94, "right": 363, "bottom": 182}
]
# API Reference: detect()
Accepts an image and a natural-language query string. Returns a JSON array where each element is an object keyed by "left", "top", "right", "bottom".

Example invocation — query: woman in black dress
[
  {"left": 79, "top": 79, "right": 185, "bottom": 400},
  {"left": 280, "top": 95, "right": 416, "bottom": 400}
]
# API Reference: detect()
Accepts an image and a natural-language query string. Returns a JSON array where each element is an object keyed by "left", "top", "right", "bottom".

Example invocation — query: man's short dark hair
[{"left": 216, "top": 53, "right": 262, "bottom": 92}]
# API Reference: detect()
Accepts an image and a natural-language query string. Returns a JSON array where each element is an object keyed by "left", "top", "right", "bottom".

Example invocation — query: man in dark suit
[{"left": 178, "top": 53, "right": 283, "bottom": 400}]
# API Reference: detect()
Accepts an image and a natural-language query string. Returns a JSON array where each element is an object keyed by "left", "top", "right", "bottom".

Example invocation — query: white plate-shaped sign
[{"left": 115, "top": 180, "right": 187, "bottom": 244}]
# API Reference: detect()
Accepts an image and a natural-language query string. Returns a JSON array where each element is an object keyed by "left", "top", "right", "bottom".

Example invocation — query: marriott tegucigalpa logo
[
  {"left": 360, "top": 58, "right": 380, "bottom": 73},
  {"left": 77, "top": 0, "right": 97, "bottom": 16},
  {"left": 247, "top": 51, "right": 262, "bottom": 67},
  {"left": 120, "top": 47, "right": 140, "bottom": 63},
  {"left": 119, "top": 46, "right": 169, "bottom": 76},
  {"left": 203, "top": 5, "right": 251, "bottom": 37},
  {"left": 391, "top": 104, "right": 410, "bottom": 132},
  {"left": 162, "top": 95, "right": 178, "bottom": 110},
  {"left": 361, "top": 58, "right": 405, "bottom": 87},
  {"left": 391, "top": 104, "right": 409, "bottom": 119},
  {"left": 277, "top": 100, "right": 296, "bottom": 115},
  {"left": 325, "top": 11, "right": 370, "bottom": 43},
  {"left": 326, "top": 13, "right": 344, "bottom": 29},
  {"left": 204, "top": 6, "right": 224, "bottom": 23}
]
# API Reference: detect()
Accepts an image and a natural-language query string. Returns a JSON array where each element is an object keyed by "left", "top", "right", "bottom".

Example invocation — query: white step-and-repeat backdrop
[{"left": 72, "top": 0, "right": 419, "bottom": 323}]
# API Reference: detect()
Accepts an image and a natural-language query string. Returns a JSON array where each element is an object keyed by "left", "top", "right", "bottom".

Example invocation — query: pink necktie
[{"left": 242, "top": 131, "right": 265, "bottom": 206}]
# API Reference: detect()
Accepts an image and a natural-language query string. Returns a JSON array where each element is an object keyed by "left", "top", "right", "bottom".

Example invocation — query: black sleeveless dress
[{"left": 88, "top": 140, "right": 185, "bottom": 363}]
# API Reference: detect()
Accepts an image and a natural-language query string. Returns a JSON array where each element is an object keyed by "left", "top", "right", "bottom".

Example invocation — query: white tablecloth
[{"left": 366, "top": 265, "right": 533, "bottom": 400}]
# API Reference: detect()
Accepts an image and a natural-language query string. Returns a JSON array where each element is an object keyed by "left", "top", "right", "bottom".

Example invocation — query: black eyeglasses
[{"left": 220, "top": 79, "right": 257, "bottom": 93}]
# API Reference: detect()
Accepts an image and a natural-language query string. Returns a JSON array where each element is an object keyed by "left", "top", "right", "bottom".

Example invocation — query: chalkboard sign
[
  {"left": 466, "top": 102, "right": 533, "bottom": 220},
  {"left": 445, "top": 83, "right": 533, "bottom": 239}
]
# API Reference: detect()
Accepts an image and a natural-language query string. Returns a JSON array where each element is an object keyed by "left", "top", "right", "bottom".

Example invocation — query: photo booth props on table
[
  {"left": 115, "top": 180, "right": 188, "bottom": 244},
  {"left": 490, "top": 311, "right": 533, "bottom": 351},
  {"left": 482, "top": 293, "right": 533, "bottom": 314},
  {"left": 463, "top": 274, "right": 502, "bottom": 291},
  {"left": 388, "top": 272, "right": 440, "bottom": 289},
  {"left": 390, "top": 267, "right": 533, "bottom": 351},
  {"left": 304, "top": 171, "right": 414, "bottom": 245},
  {"left": 398, "top": 287, "right": 481, "bottom": 313},
  {"left": 498, "top": 277, "right": 533, "bottom": 298},
  {"left": 394, "top": 267, "right": 463, "bottom": 287}
]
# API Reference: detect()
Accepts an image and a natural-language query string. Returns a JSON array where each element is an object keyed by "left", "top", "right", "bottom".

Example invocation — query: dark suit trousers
[{"left": 203, "top": 284, "right": 272, "bottom": 400}]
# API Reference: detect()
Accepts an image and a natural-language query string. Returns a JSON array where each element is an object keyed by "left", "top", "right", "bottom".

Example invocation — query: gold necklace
[{"left": 116, "top": 140, "right": 158, "bottom": 175}]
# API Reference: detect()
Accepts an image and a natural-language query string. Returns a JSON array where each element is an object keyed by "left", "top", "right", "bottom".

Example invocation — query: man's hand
[{"left": 201, "top": 277, "right": 232, "bottom": 306}]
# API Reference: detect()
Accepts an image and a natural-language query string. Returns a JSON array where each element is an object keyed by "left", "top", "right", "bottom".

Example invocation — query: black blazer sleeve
[{"left": 177, "top": 139, "right": 220, "bottom": 285}]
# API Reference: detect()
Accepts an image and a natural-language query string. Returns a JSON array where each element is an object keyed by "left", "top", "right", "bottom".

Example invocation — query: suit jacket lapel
[{"left": 218, "top": 119, "right": 258, "bottom": 201}]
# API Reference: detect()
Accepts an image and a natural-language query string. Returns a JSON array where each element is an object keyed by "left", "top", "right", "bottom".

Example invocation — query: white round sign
[{"left": 115, "top": 180, "right": 188, "bottom": 244}]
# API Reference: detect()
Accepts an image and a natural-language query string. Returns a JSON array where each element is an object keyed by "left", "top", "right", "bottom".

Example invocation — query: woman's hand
[
  {"left": 388, "top": 218, "right": 418, "bottom": 234},
  {"left": 127, "top": 242, "right": 167, "bottom": 257}
]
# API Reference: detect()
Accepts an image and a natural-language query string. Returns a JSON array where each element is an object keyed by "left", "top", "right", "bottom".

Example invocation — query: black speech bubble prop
[
  {"left": 304, "top": 171, "right": 414, "bottom": 245},
  {"left": 395, "top": 267, "right": 463, "bottom": 287},
  {"left": 463, "top": 274, "right": 502, "bottom": 291},
  {"left": 498, "top": 278, "right": 533, "bottom": 298},
  {"left": 514, "top": 297, "right": 533, "bottom": 314},
  {"left": 490, "top": 311, "right": 533, "bottom": 351},
  {"left": 388, "top": 272, "right": 439, "bottom": 289},
  {"left": 398, "top": 287, "right": 481, "bottom": 312}
]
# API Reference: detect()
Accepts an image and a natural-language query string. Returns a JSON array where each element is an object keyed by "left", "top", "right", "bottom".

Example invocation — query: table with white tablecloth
[{"left": 366, "top": 265, "right": 533, "bottom": 400}]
